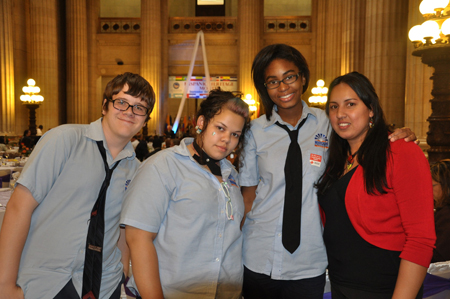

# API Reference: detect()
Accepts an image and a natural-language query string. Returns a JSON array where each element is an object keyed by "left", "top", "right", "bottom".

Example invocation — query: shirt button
[
  {"left": 215, "top": 258, "right": 220, "bottom": 262},
  {"left": 278, "top": 233, "right": 281, "bottom": 237},
  {"left": 221, "top": 210, "right": 224, "bottom": 214},
  {"left": 219, "top": 234, "right": 222, "bottom": 238}
]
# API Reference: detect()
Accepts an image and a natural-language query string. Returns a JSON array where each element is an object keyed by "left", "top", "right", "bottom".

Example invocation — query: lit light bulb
[
  {"left": 27, "top": 79, "right": 36, "bottom": 86},
  {"left": 421, "top": 20, "right": 440, "bottom": 39},
  {"left": 442, "top": 18, "right": 450, "bottom": 36},
  {"left": 317, "top": 79, "right": 325, "bottom": 87},
  {"left": 419, "top": 0, "right": 435, "bottom": 15},
  {"left": 20, "top": 95, "right": 31, "bottom": 102},
  {"left": 435, "top": 0, "right": 449, "bottom": 10},
  {"left": 408, "top": 25, "right": 424, "bottom": 42}
]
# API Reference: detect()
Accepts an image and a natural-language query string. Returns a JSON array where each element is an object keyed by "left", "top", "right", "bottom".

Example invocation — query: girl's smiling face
[{"left": 264, "top": 59, "right": 306, "bottom": 115}]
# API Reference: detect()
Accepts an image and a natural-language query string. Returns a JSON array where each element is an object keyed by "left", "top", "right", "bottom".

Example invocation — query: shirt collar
[
  {"left": 262, "top": 100, "right": 319, "bottom": 130},
  {"left": 85, "top": 118, "right": 136, "bottom": 162}
]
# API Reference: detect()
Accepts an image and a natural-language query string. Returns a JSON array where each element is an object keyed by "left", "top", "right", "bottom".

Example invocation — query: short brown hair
[{"left": 103, "top": 72, "right": 155, "bottom": 121}]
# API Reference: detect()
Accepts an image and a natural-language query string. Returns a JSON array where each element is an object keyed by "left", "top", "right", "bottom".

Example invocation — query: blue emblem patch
[
  {"left": 228, "top": 175, "right": 239, "bottom": 188},
  {"left": 314, "top": 133, "right": 329, "bottom": 148},
  {"left": 125, "top": 179, "right": 131, "bottom": 191}
]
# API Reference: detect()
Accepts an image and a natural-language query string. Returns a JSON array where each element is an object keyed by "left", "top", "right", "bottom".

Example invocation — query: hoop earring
[
  {"left": 369, "top": 117, "right": 374, "bottom": 128},
  {"left": 195, "top": 125, "right": 202, "bottom": 134}
]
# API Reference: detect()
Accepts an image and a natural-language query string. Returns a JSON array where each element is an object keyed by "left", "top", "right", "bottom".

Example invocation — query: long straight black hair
[{"left": 316, "top": 72, "right": 391, "bottom": 195}]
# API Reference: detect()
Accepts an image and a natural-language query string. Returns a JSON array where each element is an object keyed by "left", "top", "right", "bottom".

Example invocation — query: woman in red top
[{"left": 316, "top": 72, "right": 435, "bottom": 299}]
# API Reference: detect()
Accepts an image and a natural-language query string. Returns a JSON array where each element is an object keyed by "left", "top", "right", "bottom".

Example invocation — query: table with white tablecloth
[
  {"left": 424, "top": 261, "right": 450, "bottom": 299},
  {"left": 0, "top": 166, "right": 23, "bottom": 188}
]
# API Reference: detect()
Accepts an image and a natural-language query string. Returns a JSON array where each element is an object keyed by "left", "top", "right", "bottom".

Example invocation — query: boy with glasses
[{"left": 0, "top": 72, "right": 154, "bottom": 299}]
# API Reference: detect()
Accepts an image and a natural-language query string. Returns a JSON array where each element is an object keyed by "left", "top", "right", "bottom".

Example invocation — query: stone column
[
  {"left": 88, "top": 0, "right": 101, "bottom": 123},
  {"left": 404, "top": 0, "right": 433, "bottom": 142},
  {"left": 312, "top": 0, "right": 326, "bottom": 80},
  {"left": 29, "top": 0, "right": 60, "bottom": 130},
  {"left": 238, "top": 0, "right": 262, "bottom": 116},
  {"left": 341, "top": 0, "right": 366, "bottom": 74},
  {"left": 66, "top": 0, "right": 89, "bottom": 124},
  {"left": 141, "top": 0, "right": 163, "bottom": 135},
  {"left": 13, "top": 0, "right": 30, "bottom": 136},
  {"left": 160, "top": 0, "right": 169, "bottom": 136},
  {"left": 364, "top": 0, "right": 409, "bottom": 128},
  {"left": 0, "top": 0, "right": 15, "bottom": 134},
  {"left": 324, "top": 0, "right": 343, "bottom": 85}
]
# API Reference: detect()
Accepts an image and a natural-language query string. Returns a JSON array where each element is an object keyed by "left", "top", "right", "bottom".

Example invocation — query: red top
[{"left": 345, "top": 140, "right": 436, "bottom": 268}]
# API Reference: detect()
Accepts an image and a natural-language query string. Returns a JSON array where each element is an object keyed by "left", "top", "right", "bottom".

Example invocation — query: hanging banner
[{"left": 169, "top": 76, "right": 238, "bottom": 99}]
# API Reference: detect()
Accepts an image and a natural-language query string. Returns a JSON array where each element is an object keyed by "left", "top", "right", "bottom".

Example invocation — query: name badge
[{"left": 310, "top": 154, "right": 322, "bottom": 167}]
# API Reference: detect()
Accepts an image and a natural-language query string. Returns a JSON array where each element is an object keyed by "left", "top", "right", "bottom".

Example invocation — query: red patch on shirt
[{"left": 310, "top": 154, "right": 322, "bottom": 167}]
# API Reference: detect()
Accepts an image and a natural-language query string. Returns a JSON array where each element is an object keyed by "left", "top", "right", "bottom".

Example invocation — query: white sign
[{"left": 169, "top": 76, "right": 238, "bottom": 99}]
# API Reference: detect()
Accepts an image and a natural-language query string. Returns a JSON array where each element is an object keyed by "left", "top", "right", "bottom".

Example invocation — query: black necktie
[
  {"left": 192, "top": 139, "right": 222, "bottom": 176},
  {"left": 276, "top": 117, "right": 307, "bottom": 254},
  {"left": 82, "top": 141, "right": 119, "bottom": 299}
]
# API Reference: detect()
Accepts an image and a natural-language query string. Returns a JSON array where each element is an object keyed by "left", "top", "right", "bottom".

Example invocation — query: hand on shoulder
[{"left": 388, "top": 127, "right": 419, "bottom": 145}]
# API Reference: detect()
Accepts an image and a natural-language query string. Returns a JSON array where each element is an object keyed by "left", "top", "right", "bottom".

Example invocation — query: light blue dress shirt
[
  {"left": 121, "top": 138, "right": 244, "bottom": 299},
  {"left": 240, "top": 101, "right": 331, "bottom": 280},
  {"left": 16, "top": 118, "right": 140, "bottom": 299}
]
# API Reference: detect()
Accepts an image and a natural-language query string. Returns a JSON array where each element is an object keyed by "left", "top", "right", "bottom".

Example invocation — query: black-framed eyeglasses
[
  {"left": 108, "top": 99, "right": 150, "bottom": 116},
  {"left": 264, "top": 72, "right": 302, "bottom": 89},
  {"left": 220, "top": 182, "right": 234, "bottom": 221}
]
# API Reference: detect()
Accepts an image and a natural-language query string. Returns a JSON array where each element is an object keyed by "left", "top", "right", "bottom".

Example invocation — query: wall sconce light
[
  {"left": 20, "top": 79, "right": 44, "bottom": 104},
  {"left": 308, "top": 79, "right": 328, "bottom": 109},
  {"left": 408, "top": 0, "right": 450, "bottom": 47},
  {"left": 243, "top": 94, "right": 259, "bottom": 118},
  {"left": 20, "top": 78, "right": 43, "bottom": 135},
  {"left": 408, "top": 0, "right": 450, "bottom": 163}
]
